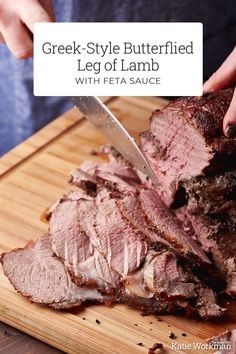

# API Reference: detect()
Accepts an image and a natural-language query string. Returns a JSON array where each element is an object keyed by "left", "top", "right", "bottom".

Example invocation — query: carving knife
[{"left": 71, "top": 96, "right": 159, "bottom": 186}]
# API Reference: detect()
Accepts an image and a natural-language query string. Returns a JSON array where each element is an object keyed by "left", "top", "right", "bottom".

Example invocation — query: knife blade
[{"left": 71, "top": 96, "right": 159, "bottom": 186}]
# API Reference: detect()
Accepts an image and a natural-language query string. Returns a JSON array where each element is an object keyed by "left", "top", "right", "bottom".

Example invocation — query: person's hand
[
  {"left": 203, "top": 46, "right": 236, "bottom": 138},
  {"left": 0, "top": 0, "right": 54, "bottom": 59}
]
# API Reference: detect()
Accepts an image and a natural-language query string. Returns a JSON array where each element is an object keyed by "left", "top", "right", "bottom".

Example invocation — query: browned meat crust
[
  {"left": 140, "top": 89, "right": 235, "bottom": 207},
  {"left": 184, "top": 171, "right": 236, "bottom": 215}
]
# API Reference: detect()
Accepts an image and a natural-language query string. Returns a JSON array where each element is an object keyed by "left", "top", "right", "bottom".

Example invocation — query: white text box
[{"left": 34, "top": 23, "right": 203, "bottom": 96}]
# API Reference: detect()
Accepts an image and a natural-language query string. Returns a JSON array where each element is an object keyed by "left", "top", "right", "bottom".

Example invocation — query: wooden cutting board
[{"left": 0, "top": 96, "right": 235, "bottom": 354}]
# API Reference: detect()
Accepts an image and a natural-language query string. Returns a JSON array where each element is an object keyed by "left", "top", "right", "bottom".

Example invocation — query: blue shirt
[{"left": 0, "top": 0, "right": 235, "bottom": 155}]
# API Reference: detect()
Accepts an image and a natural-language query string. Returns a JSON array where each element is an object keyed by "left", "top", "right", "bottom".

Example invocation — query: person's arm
[
  {"left": 0, "top": 0, "right": 54, "bottom": 59},
  {"left": 203, "top": 47, "right": 236, "bottom": 138}
]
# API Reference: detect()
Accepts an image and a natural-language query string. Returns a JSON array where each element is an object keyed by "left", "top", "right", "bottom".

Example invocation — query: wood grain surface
[{"left": 0, "top": 96, "right": 235, "bottom": 354}]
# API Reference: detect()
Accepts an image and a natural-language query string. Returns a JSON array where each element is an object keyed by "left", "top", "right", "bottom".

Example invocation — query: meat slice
[
  {"left": 49, "top": 195, "right": 119, "bottom": 292},
  {"left": 138, "top": 188, "right": 210, "bottom": 265},
  {"left": 0, "top": 235, "right": 110, "bottom": 309},
  {"left": 93, "top": 191, "right": 149, "bottom": 275},
  {"left": 140, "top": 89, "right": 235, "bottom": 207},
  {"left": 117, "top": 193, "right": 170, "bottom": 246},
  {"left": 143, "top": 251, "right": 196, "bottom": 299},
  {"left": 70, "top": 153, "right": 140, "bottom": 195},
  {"left": 184, "top": 171, "right": 236, "bottom": 215}
]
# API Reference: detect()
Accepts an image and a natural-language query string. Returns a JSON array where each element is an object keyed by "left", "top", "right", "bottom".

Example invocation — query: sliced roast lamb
[
  {"left": 70, "top": 156, "right": 210, "bottom": 267},
  {"left": 1, "top": 90, "right": 234, "bottom": 321},
  {"left": 1, "top": 231, "right": 223, "bottom": 318},
  {"left": 1, "top": 183, "right": 224, "bottom": 319}
]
